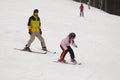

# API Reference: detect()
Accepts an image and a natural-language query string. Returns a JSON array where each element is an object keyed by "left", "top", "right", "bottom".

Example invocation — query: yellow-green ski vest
[{"left": 28, "top": 14, "right": 41, "bottom": 32}]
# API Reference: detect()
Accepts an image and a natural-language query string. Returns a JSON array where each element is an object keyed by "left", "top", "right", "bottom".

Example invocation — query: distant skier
[
  {"left": 23, "top": 9, "right": 47, "bottom": 52},
  {"left": 80, "top": 4, "right": 84, "bottom": 17},
  {"left": 87, "top": 0, "right": 91, "bottom": 9},
  {"left": 58, "top": 32, "right": 77, "bottom": 63}
]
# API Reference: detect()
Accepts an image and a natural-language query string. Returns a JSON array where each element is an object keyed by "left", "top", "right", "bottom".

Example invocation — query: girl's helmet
[{"left": 68, "top": 32, "right": 76, "bottom": 39}]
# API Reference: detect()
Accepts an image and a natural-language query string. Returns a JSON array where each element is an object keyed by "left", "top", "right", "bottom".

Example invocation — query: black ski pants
[{"left": 60, "top": 45, "right": 75, "bottom": 60}]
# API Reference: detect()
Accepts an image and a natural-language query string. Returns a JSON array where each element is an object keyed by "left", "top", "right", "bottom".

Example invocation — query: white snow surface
[{"left": 0, "top": 0, "right": 120, "bottom": 80}]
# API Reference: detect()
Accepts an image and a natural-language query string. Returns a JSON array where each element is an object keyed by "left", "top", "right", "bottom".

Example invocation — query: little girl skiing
[{"left": 58, "top": 32, "right": 77, "bottom": 64}]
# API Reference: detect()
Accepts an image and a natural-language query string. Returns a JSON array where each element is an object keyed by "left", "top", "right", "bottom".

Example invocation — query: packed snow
[{"left": 0, "top": 0, "right": 120, "bottom": 80}]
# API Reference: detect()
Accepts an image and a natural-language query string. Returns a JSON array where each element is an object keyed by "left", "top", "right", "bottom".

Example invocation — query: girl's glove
[{"left": 75, "top": 45, "right": 77, "bottom": 48}]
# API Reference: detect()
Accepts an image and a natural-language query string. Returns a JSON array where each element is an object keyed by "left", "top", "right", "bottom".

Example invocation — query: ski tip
[{"left": 47, "top": 51, "right": 56, "bottom": 54}]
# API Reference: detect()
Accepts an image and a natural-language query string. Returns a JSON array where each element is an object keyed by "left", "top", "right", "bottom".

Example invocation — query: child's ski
[
  {"left": 53, "top": 61, "right": 82, "bottom": 65},
  {"left": 14, "top": 48, "right": 47, "bottom": 54}
]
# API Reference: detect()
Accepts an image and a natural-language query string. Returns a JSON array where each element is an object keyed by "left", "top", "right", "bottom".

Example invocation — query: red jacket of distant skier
[{"left": 80, "top": 5, "right": 84, "bottom": 11}]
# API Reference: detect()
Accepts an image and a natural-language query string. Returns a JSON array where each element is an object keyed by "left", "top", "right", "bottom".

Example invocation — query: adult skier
[
  {"left": 80, "top": 4, "right": 84, "bottom": 17},
  {"left": 23, "top": 9, "right": 47, "bottom": 52}
]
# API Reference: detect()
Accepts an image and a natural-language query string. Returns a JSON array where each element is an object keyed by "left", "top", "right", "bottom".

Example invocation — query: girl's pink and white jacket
[{"left": 60, "top": 36, "right": 77, "bottom": 50}]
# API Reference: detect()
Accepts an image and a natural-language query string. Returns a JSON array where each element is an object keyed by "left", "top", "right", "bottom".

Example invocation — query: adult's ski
[{"left": 14, "top": 48, "right": 47, "bottom": 54}]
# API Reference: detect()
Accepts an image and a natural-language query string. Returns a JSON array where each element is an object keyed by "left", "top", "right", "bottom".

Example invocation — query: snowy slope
[{"left": 0, "top": 0, "right": 120, "bottom": 80}]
